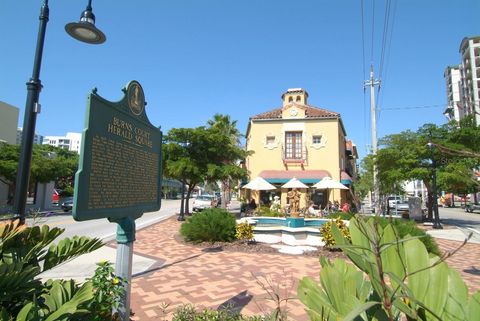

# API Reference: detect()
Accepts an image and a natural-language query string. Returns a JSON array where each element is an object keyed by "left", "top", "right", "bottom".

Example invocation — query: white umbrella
[
  {"left": 281, "top": 177, "right": 308, "bottom": 189},
  {"left": 313, "top": 177, "right": 348, "bottom": 190},
  {"left": 242, "top": 176, "right": 277, "bottom": 190},
  {"left": 313, "top": 177, "right": 348, "bottom": 210}
]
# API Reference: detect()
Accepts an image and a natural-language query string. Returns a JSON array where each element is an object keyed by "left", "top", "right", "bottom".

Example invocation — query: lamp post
[
  {"left": 178, "top": 131, "right": 190, "bottom": 221},
  {"left": 427, "top": 134, "right": 442, "bottom": 229},
  {"left": 13, "top": 0, "right": 106, "bottom": 224}
]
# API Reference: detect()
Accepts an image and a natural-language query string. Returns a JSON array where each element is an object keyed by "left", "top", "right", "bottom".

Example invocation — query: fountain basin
[{"left": 238, "top": 217, "right": 332, "bottom": 247}]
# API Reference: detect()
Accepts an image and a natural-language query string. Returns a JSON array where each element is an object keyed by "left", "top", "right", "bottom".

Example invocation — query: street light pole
[
  {"left": 13, "top": 0, "right": 50, "bottom": 224},
  {"left": 178, "top": 131, "right": 190, "bottom": 221},
  {"left": 427, "top": 134, "right": 442, "bottom": 229},
  {"left": 13, "top": 0, "right": 106, "bottom": 224}
]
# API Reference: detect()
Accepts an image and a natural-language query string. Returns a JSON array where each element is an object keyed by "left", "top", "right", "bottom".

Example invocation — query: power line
[
  {"left": 379, "top": 0, "right": 391, "bottom": 80},
  {"left": 370, "top": 0, "right": 375, "bottom": 63},
  {"left": 379, "top": 104, "right": 446, "bottom": 111},
  {"left": 361, "top": 0, "right": 366, "bottom": 79}
]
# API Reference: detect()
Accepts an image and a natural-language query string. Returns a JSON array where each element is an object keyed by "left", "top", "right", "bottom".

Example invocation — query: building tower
[
  {"left": 459, "top": 36, "right": 480, "bottom": 123},
  {"left": 443, "top": 66, "right": 463, "bottom": 121}
]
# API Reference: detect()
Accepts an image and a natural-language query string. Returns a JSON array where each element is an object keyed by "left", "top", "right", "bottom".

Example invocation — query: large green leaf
[
  {"left": 442, "top": 269, "right": 468, "bottom": 321},
  {"left": 0, "top": 262, "right": 41, "bottom": 305},
  {"left": 404, "top": 237, "right": 430, "bottom": 301},
  {"left": 380, "top": 224, "right": 406, "bottom": 289},
  {"left": 43, "top": 281, "right": 93, "bottom": 321},
  {"left": 467, "top": 292, "right": 480, "bottom": 321},
  {"left": 422, "top": 258, "right": 449, "bottom": 319},
  {"left": 42, "top": 236, "right": 103, "bottom": 271}
]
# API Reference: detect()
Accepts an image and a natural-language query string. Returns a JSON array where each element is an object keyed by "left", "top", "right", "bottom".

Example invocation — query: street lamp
[
  {"left": 178, "top": 131, "right": 190, "bottom": 221},
  {"left": 13, "top": 0, "right": 106, "bottom": 224},
  {"left": 427, "top": 135, "right": 442, "bottom": 229}
]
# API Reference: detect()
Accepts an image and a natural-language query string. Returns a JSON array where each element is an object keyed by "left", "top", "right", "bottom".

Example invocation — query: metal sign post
[{"left": 73, "top": 81, "right": 162, "bottom": 320}]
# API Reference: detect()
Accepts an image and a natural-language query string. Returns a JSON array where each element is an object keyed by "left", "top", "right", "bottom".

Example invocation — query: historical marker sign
[{"left": 73, "top": 81, "right": 162, "bottom": 221}]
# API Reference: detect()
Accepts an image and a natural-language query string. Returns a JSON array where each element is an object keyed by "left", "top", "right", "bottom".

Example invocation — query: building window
[
  {"left": 296, "top": 96, "right": 301, "bottom": 102},
  {"left": 312, "top": 135, "right": 322, "bottom": 144},
  {"left": 266, "top": 135, "right": 275, "bottom": 145},
  {"left": 288, "top": 97, "right": 293, "bottom": 103},
  {"left": 285, "top": 131, "right": 302, "bottom": 159}
]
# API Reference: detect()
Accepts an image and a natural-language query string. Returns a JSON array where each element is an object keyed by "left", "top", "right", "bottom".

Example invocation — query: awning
[
  {"left": 340, "top": 171, "right": 353, "bottom": 185},
  {"left": 259, "top": 170, "right": 331, "bottom": 185},
  {"left": 162, "top": 179, "right": 183, "bottom": 188}
]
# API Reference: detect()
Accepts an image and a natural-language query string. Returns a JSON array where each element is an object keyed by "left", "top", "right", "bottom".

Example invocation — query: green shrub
[
  {"left": 325, "top": 212, "right": 355, "bottom": 220},
  {"left": 172, "top": 304, "right": 264, "bottom": 321},
  {"left": 373, "top": 216, "right": 440, "bottom": 255},
  {"left": 299, "top": 217, "right": 480, "bottom": 321},
  {"left": 255, "top": 206, "right": 282, "bottom": 217},
  {"left": 87, "top": 261, "right": 126, "bottom": 321},
  {"left": 323, "top": 213, "right": 440, "bottom": 255},
  {"left": 180, "top": 208, "right": 237, "bottom": 243},
  {"left": 235, "top": 222, "right": 254, "bottom": 242},
  {"left": 320, "top": 218, "right": 351, "bottom": 249},
  {"left": 0, "top": 219, "right": 103, "bottom": 319}
]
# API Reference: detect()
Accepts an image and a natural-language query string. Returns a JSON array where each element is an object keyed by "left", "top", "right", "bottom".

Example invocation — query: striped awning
[
  {"left": 340, "top": 171, "right": 353, "bottom": 185},
  {"left": 258, "top": 170, "right": 331, "bottom": 185}
]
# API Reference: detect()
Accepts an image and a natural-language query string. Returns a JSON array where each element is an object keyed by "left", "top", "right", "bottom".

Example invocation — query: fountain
[{"left": 238, "top": 216, "right": 331, "bottom": 247}]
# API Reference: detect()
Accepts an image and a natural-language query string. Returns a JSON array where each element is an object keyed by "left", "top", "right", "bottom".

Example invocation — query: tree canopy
[
  {"left": 0, "top": 143, "right": 79, "bottom": 196},
  {"left": 162, "top": 114, "right": 249, "bottom": 213},
  {"left": 357, "top": 116, "right": 480, "bottom": 216}
]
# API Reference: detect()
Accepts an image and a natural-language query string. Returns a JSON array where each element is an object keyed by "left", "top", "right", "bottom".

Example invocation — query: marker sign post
[{"left": 73, "top": 81, "right": 162, "bottom": 320}]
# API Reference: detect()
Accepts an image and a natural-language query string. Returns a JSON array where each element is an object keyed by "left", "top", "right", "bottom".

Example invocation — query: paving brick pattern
[
  {"left": 130, "top": 218, "right": 480, "bottom": 320},
  {"left": 435, "top": 238, "right": 480, "bottom": 294}
]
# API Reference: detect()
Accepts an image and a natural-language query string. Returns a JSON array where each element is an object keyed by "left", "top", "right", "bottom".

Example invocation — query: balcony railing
[{"left": 281, "top": 143, "right": 308, "bottom": 165}]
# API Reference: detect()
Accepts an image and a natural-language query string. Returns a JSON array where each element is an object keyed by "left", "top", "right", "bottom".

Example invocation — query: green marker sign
[{"left": 73, "top": 81, "right": 162, "bottom": 221}]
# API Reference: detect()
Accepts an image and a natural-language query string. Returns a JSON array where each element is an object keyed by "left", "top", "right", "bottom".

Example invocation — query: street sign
[{"left": 73, "top": 81, "right": 162, "bottom": 221}]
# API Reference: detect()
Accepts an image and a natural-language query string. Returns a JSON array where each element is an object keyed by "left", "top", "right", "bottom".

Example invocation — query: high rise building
[
  {"left": 446, "top": 36, "right": 480, "bottom": 123},
  {"left": 43, "top": 132, "right": 82, "bottom": 154},
  {"left": 443, "top": 66, "right": 463, "bottom": 121},
  {"left": 460, "top": 36, "right": 480, "bottom": 123},
  {"left": 16, "top": 127, "right": 43, "bottom": 146}
]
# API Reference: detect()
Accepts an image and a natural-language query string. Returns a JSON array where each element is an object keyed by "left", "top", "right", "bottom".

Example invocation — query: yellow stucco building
[{"left": 245, "top": 88, "right": 358, "bottom": 211}]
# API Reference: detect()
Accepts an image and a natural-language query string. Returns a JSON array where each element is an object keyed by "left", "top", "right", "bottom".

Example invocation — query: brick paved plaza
[{"left": 128, "top": 217, "right": 480, "bottom": 320}]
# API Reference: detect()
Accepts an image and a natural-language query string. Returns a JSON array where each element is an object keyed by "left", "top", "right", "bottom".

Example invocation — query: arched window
[{"left": 288, "top": 97, "right": 293, "bottom": 103}]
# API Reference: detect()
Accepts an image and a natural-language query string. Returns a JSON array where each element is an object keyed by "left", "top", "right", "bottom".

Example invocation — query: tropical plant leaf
[{"left": 42, "top": 236, "right": 103, "bottom": 271}]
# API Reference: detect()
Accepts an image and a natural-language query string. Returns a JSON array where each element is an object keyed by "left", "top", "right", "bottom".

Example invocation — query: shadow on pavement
[
  {"left": 217, "top": 290, "right": 253, "bottom": 314},
  {"left": 132, "top": 253, "right": 203, "bottom": 278}
]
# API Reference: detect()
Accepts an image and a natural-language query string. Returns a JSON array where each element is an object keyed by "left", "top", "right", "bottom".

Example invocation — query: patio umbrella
[
  {"left": 313, "top": 177, "right": 348, "bottom": 209},
  {"left": 281, "top": 177, "right": 308, "bottom": 189},
  {"left": 312, "top": 177, "right": 348, "bottom": 190},
  {"left": 242, "top": 176, "right": 277, "bottom": 190}
]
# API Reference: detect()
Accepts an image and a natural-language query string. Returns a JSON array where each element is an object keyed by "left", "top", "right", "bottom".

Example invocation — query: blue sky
[{"left": 1, "top": 0, "right": 478, "bottom": 159}]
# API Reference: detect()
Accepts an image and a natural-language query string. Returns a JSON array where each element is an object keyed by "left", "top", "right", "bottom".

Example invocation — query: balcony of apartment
[{"left": 281, "top": 143, "right": 308, "bottom": 166}]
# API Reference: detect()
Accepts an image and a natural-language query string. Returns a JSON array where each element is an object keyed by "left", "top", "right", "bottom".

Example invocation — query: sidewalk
[{"left": 126, "top": 216, "right": 480, "bottom": 320}]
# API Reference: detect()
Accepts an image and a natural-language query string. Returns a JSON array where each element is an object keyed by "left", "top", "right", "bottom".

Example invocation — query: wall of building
[{"left": 0, "top": 101, "right": 19, "bottom": 145}]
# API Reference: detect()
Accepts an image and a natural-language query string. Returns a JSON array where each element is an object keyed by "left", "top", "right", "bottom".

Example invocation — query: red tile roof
[{"left": 250, "top": 104, "right": 339, "bottom": 120}]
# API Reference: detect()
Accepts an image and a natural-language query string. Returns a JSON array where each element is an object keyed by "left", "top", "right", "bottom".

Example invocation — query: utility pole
[{"left": 364, "top": 65, "right": 381, "bottom": 215}]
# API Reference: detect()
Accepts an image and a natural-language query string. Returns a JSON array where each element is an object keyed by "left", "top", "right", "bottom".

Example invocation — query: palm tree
[{"left": 207, "top": 114, "right": 244, "bottom": 208}]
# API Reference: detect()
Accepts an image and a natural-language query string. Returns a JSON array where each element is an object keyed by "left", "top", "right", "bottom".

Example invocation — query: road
[
  {"left": 28, "top": 199, "right": 190, "bottom": 241},
  {"left": 437, "top": 206, "right": 480, "bottom": 242}
]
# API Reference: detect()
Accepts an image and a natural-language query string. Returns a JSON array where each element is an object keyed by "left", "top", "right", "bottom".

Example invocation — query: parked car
[
  {"left": 61, "top": 197, "right": 74, "bottom": 212},
  {"left": 394, "top": 201, "right": 409, "bottom": 212},
  {"left": 192, "top": 195, "right": 216, "bottom": 212},
  {"left": 387, "top": 196, "right": 402, "bottom": 209}
]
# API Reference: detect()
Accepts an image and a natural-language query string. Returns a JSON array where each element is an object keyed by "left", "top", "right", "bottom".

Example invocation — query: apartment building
[
  {"left": 443, "top": 66, "right": 463, "bottom": 121},
  {"left": 16, "top": 128, "right": 44, "bottom": 146},
  {"left": 43, "top": 132, "right": 82, "bottom": 154},
  {"left": 445, "top": 36, "right": 480, "bottom": 123}
]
